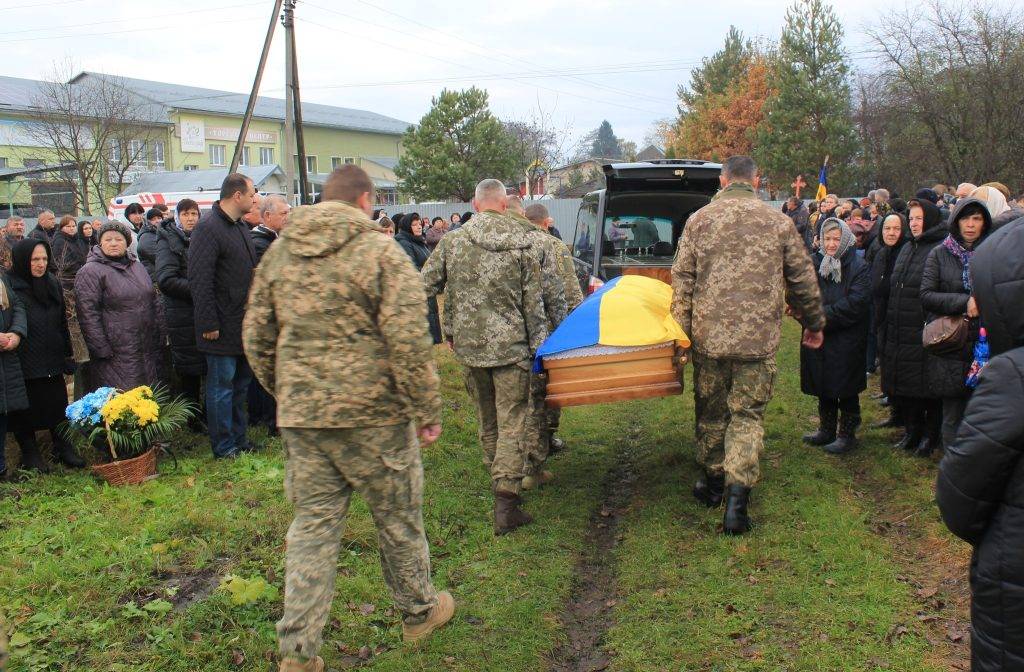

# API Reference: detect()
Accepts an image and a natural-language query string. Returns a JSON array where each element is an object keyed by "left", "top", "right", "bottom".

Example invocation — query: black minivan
[{"left": 569, "top": 159, "right": 722, "bottom": 294}]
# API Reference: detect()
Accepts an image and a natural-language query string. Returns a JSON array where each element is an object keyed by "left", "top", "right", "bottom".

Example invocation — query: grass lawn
[{"left": 0, "top": 320, "right": 972, "bottom": 671}]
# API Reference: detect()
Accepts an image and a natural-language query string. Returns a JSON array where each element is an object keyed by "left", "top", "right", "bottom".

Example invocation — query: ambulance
[{"left": 107, "top": 189, "right": 284, "bottom": 223}]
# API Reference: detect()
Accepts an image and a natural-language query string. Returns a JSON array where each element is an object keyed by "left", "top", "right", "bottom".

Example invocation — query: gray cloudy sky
[{"left": 0, "top": 0, "right": 964, "bottom": 151}]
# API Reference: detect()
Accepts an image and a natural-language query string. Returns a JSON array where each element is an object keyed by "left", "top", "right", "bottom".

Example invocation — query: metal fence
[{"left": 379, "top": 199, "right": 584, "bottom": 243}]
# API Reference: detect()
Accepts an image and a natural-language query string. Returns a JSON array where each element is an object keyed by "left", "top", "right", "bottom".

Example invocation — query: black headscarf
[
  {"left": 12, "top": 239, "right": 60, "bottom": 305},
  {"left": 396, "top": 213, "right": 424, "bottom": 241},
  {"left": 908, "top": 198, "right": 943, "bottom": 236}
]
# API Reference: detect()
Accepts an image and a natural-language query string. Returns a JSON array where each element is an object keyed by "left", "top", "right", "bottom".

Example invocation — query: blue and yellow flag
[
  {"left": 535, "top": 275, "right": 690, "bottom": 371},
  {"left": 815, "top": 158, "right": 829, "bottom": 201}
]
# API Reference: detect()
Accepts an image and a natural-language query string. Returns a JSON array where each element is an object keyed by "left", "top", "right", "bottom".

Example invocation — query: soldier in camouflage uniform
[
  {"left": 243, "top": 166, "right": 454, "bottom": 672},
  {"left": 672, "top": 155, "right": 825, "bottom": 535},
  {"left": 421, "top": 179, "right": 549, "bottom": 535},
  {"left": 506, "top": 197, "right": 569, "bottom": 489}
]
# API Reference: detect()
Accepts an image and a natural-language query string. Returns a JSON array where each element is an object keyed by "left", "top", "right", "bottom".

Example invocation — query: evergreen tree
[
  {"left": 677, "top": 26, "right": 752, "bottom": 113},
  {"left": 395, "top": 87, "right": 518, "bottom": 201},
  {"left": 755, "top": 0, "right": 857, "bottom": 193},
  {"left": 590, "top": 120, "right": 623, "bottom": 158}
]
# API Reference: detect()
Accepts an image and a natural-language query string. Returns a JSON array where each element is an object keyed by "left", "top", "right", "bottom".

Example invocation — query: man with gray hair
[
  {"left": 28, "top": 209, "right": 56, "bottom": 243},
  {"left": 4, "top": 215, "right": 25, "bottom": 245},
  {"left": 955, "top": 182, "right": 978, "bottom": 200},
  {"left": 422, "top": 178, "right": 549, "bottom": 534},
  {"left": 672, "top": 155, "right": 825, "bottom": 535},
  {"left": 251, "top": 194, "right": 291, "bottom": 262}
]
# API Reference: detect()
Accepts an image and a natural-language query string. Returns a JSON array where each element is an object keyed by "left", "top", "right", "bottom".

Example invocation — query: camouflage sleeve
[
  {"left": 242, "top": 244, "right": 279, "bottom": 394},
  {"left": 781, "top": 221, "right": 826, "bottom": 331},
  {"left": 538, "top": 239, "right": 568, "bottom": 329},
  {"left": 381, "top": 244, "right": 443, "bottom": 427},
  {"left": 670, "top": 219, "right": 697, "bottom": 343},
  {"left": 521, "top": 248, "right": 550, "bottom": 356}
]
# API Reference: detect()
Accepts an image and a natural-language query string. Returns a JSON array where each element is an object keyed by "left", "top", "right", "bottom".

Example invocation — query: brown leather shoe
[
  {"left": 494, "top": 491, "right": 533, "bottom": 535},
  {"left": 403, "top": 591, "right": 455, "bottom": 643},
  {"left": 279, "top": 655, "right": 324, "bottom": 672}
]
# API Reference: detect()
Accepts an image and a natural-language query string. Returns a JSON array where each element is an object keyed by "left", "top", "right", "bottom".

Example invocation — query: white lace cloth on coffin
[{"left": 542, "top": 341, "right": 674, "bottom": 361}]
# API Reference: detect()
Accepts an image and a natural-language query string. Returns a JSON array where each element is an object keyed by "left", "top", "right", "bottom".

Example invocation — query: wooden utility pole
[
  {"left": 291, "top": 25, "right": 310, "bottom": 205},
  {"left": 229, "top": 0, "right": 284, "bottom": 173}
]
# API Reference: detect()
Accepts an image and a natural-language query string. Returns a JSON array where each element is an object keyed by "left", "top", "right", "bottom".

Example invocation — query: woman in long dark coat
[
  {"left": 49, "top": 215, "right": 89, "bottom": 291},
  {"left": 156, "top": 199, "right": 206, "bottom": 428},
  {"left": 0, "top": 271, "right": 29, "bottom": 477},
  {"left": 870, "top": 213, "right": 911, "bottom": 430},
  {"left": 801, "top": 219, "right": 872, "bottom": 454},
  {"left": 883, "top": 198, "right": 947, "bottom": 456},
  {"left": 8, "top": 239, "right": 84, "bottom": 470},
  {"left": 74, "top": 222, "right": 162, "bottom": 390},
  {"left": 921, "top": 197, "right": 992, "bottom": 452},
  {"left": 394, "top": 213, "right": 442, "bottom": 344},
  {"left": 935, "top": 219, "right": 1024, "bottom": 672}
]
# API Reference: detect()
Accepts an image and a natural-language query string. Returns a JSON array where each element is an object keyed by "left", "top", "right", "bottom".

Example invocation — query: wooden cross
[{"left": 791, "top": 175, "right": 807, "bottom": 198}]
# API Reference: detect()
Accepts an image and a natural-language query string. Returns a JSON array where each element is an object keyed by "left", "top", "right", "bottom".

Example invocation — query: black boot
[
  {"left": 693, "top": 471, "right": 725, "bottom": 507},
  {"left": 722, "top": 484, "right": 752, "bottom": 535},
  {"left": 55, "top": 439, "right": 85, "bottom": 468},
  {"left": 494, "top": 491, "right": 533, "bottom": 535},
  {"left": 872, "top": 405, "right": 903, "bottom": 429},
  {"left": 548, "top": 436, "right": 567, "bottom": 454},
  {"left": 803, "top": 404, "right": 837, "bottom": 446},
  {"left": 19, "top": 443, "right": 51, "bottom": 473},
  {"left": 824, "top": 413, "right": 860, "bottom": 454},
  {"left": 894, "top": 419, "right": 922, "bottom": 451}
]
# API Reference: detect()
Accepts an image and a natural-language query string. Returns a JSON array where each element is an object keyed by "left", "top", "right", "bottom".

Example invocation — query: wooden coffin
[
  {"left": 622, "top": 266, "right": 672, "bottom": 284},
  {"left": 543, "top": 343, "right": 681, "bottom": 408}
]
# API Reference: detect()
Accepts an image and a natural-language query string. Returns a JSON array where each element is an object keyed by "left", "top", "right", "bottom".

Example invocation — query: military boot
[
  {"left": 278, "top": 655, "right": 324, "bottom": 672},
  {"left": 19, "top": 442, "right": 50, "bottom": 473},
  {"left": 722, "top": 484, "right": 752, "bottom": 535},
  {"left": 548, "top": 436, "right": 568, "bottom": 454},
  {"left": 494, "top": 491, "right": 533, "bottom": 535},
  {"left": 803, "top": 405, "right": 838, "bottom": 446},
  {"left": 894, "top": 417, "right": 922, "bottom": 451},
  {"left": 402, "top": 591, "right": 456, "bottom": 643},
  {"left": 692, "top": 471, "right": 725, "bottom": 507},
  {"left": 824, "top": 413, "right": 860, "bottom": 454},
  {"left": 55, "top": 439, "right": 85, "bottom": 469}
]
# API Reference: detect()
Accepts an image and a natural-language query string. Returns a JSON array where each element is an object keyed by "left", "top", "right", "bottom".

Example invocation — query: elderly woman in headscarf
[
  {"left": 921, "top": 197, "right": 992, "bottom": 453},
  {"left": 800, "top": 218, "right": 872, "bottom": 454},
  {"left": 971, "top": 185, "right": 1018, "bottom": 230},
  {"left": 870, "top": 212, "right": 911, "bottom": 430}
]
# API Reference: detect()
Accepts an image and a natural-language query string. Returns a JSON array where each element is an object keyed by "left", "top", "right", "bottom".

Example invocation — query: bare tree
[
  {"left": 22, "top": 61, "right": 165, "bottom": 214},
  {"left": 863, "top": 0, "right": 1024, "bottom": 188},
  {"left": 504, "top": 101, "right": 572, "bottom": 197}
]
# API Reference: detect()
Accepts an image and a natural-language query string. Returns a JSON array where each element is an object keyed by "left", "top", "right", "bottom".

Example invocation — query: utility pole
[
  {"left": 282, "top": 0, "right": 296, "bottom": 204},
  {"left": 291, "top": 31, "right": 309, "bottom": 205},
  {"left": 229, "top": 0, "right": 284, "bottom": 173}
]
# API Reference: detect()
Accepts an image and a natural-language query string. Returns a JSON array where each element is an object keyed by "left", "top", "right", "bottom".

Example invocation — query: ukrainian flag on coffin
[{"left": 534, "top": 275, "right": 690, "bottom": 372}]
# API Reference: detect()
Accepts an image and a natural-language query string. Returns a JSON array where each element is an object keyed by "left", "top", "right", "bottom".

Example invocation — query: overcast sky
[{"left": 0, "top": 0, "right": 995, "bottom": 154}]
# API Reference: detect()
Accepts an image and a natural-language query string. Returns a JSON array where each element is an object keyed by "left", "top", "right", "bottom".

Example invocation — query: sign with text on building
[
  {"left": 179, "top": 119, "right": 205, "bottom": 153},
  {"left": 204, "top": 126, "right": 278, "bottom": 144}
]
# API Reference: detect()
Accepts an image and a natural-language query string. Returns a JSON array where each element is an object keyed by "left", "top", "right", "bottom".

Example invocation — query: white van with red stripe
[{"left": 108, "top": 192, "right": 219, "bottom": 224}]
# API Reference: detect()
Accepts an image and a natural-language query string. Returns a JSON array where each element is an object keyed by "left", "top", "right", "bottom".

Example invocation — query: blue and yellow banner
[
  {"left": 535, "top": 275, "right": 690, "bottom": 371},
  {"left": 815, "top": 159, "right": 829, "bottom": 201}
]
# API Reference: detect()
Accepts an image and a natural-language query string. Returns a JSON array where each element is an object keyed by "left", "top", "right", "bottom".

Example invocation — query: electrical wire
[
  {"left": 0, "top": 0, "right": 86, "bottom": 11},
  {"left": 0, "top": 11, "right": 265, "bottom": 44},
  {"left": 3, "top": 0, "right": 265, "bottom": 36}
]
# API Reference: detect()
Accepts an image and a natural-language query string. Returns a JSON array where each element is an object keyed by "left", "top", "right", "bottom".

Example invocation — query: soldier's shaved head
[
  {"left": 323, "top": 165, "right": 375, "bottom": 204},
  {"left": 474, "top": 179, "right": 508, "bottom": 211},
  {"left": 722, "top": 155, "right": 757, "bottom": 183},
  {"left": 525, "top": 203, "right": 549, "bottom": 224}
]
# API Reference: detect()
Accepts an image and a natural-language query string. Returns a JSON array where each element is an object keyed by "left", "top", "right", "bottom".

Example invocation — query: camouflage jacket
[
  {"left": 671, "top": 182, "right": 825, "bottom": 360},
  {"left": 509, "top": 211, "right": 568, "bottom": 329},
  {"left": 243, "top": 200, "right": 442, "bottom": 429},
  {"left": 422, "top": 210, "right": 549, "bottom": 368}
]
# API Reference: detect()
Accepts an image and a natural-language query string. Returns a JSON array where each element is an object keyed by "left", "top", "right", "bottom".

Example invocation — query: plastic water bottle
[{"left": 966, "top": 327, "right": 990, "bottom": 389}]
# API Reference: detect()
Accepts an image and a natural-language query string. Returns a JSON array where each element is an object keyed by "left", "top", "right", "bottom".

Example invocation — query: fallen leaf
[
  {"left": 746, "top": 574, "right": 758, "bottom": 585},
  {"left": 189, "top": 632, "right": 202, "bottom": 642},
  {"left": 915, "top": 587, "right": 938, "bottom": 599},
  {"left": 517, "top": 571, "right": 527, "bottom": 578},
  {"left": 946, "top": 625, "right": 965, "bottom": 642},
  {"left": 230, "top": 649, "right": 245, "bottom": 666},
  {"left": 358, "top": 603, "right": 376, "bottom": 616},
  {"left": 599, "top": 509, "right": 611, "bottom": 517},
  {"left": 604, "top": 599, "right": 617, "bottom": 608},
  {"left": 184, "top": 476, "right": 196, "bottom": 488},
  {"left": 724, "top": 604, "right": 737, "bottom": 614},
  {"left": 444, "top": 656, "right": 456, "bottom": 664},
  {"left": 825, "top": 578, "right": 836, "bottom": 587},
  {"left": 653, "top": 588, "right": 667, "bottom": 598},
  {"left": 67, "top": 514, "right": 77, "bottom": 522},
  {"left": 358, "top": 645, "right": 372, "bottom": 659}
]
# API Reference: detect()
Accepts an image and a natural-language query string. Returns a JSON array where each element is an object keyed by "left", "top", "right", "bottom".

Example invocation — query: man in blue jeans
[{"left": 188, "top": 173, "right": 259, "bottom": 458}]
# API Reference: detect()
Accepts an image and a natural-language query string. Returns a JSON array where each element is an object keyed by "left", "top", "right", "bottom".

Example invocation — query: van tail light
[{"left": 587, "top": 276, "right": 604, "bottom": 295}]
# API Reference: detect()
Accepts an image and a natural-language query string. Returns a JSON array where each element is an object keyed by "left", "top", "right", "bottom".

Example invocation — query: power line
[
  {"left": 3, "top": 0, "right": 265, "bottom": 36},
  {"left": 0, "top": 0, "right": 86, "bottom": 11},
  {"left": 0, "top": 12, "right": 266, "bottom": 44}
]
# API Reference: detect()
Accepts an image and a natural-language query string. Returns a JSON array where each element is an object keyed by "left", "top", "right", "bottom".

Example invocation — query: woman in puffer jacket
[{"left": 936, "top": 219, "right": 1024, "bottom": 672}]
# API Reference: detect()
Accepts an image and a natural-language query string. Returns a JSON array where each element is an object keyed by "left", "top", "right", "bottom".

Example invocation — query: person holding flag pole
[{"left": 815, "top": 156, "right": 830, "bottom": 202}]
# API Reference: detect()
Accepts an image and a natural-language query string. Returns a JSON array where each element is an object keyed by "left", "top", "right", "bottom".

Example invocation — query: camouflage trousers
[
  {"left": 276, "top": 424, "right": 438, "bottom": 660},
  {"left": 692, "top": 353, "right": 777, "bottom": 488},
  {"left": 525, "top": 373, "right": 550, "bottom": 474},
  {"left": 464, "top": 363, "right": 531, "bottom": 494}
]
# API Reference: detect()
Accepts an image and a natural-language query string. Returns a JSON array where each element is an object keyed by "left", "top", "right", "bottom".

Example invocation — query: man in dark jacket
[
  {"left": 188, "top": 173, "right": 259, "bottom": 458},
  {"left": 250, "top": 195, "right": 289, "bottom": 263},
  {"left": 136, "top": 208, "right": 165, "bottom": 282},
  {"left": 936, "top": 219, "right": 1024, "bottom": 672},
  {"left": 27, "top": 210, "right": 56, "bottom": 243},
  {"left": 785, "top": 197, "right": 812, "bottom": 252}
]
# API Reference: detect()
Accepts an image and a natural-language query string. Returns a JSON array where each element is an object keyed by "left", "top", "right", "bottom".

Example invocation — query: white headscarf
[
  {"left": 818, "top": 218, "right": 856, "bottom": 284},
  {"left": 971, "top": 186, "right": 1010, "bottom": 217}
]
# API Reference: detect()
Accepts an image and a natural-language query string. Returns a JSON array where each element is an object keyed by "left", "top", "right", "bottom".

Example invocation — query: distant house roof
[
  {"left": 0, "top": 162, "right": 76, "bottom": 180},
  {"left": 118, "top": 165, "right": 284, "bottom": 196},
  {"left": 74, "top": 72, "right": 412, "bottom": 136},
  {"left": 637, "top": 145, "right": 665, "bottom": 161},
  {"left": 0, "top": 73, "right": 412, "bottom": 136}
]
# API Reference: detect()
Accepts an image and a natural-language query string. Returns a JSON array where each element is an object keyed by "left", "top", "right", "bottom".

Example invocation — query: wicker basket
[{"left": 90, "top": 447, "right": 158, "bottom": 486}]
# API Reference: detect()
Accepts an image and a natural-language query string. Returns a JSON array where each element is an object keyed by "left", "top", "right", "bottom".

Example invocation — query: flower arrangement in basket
[{"left": 64, "top": 385, "right": 195, "bottom": 485}]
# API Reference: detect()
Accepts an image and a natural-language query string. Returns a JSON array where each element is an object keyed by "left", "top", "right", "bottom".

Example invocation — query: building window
[
  {"left": 184, "top": 164, "right": 199, "bottom": 171},
  {"left": 306, "top": 155, "right": 317, "bottom": 174},
  {"left": 344, "top": 157, "right": 355, "bottom": 164},
  {"left": 128, "top": 139, "right": 146, "bottom": 167},
  {"left": 0, "top": 157, "right": 7, "bottom": 169},
  {"left": 331, "top": 156, "right": 342, "bottom": 170},
  {"left": 240, "top": 146, "right": 250, "bottom": 167},
  {"left": 23, "top": 158, "right": 44, "bottom": 168},
  {"left": 259, "top": 147, "right": 274, "bottom": 165},
  {"left": 209, "top": 144, "right": 226, "bottom": 167},
  {"left": 109, "top": 144, "right": 122, "bottom": 164},
  {"left": 150, "top": 141, "right": 165, "bottom": 169}
]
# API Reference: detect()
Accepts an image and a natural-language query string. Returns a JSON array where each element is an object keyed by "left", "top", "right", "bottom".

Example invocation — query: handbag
[{"left": 922, "top": 315, "right": 969, "bottom": 355}]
